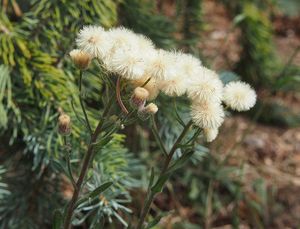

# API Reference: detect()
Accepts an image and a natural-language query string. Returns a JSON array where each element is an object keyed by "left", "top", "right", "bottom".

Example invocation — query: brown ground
[{"left": 202, "top": 1, "right": 300, "bottom": 228}]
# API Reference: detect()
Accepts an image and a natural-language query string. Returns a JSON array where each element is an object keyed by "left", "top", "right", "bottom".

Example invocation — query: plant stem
[
  {"left": 116, "top": 75, "right": 129, "bottom": 114},
  {"left": 141, "top": 77, "right": 152, "bottom": 87},
  {"left": 277, "top": 44, "right": 300, "bottom": 80},
  {"left": 150, "top": 116, "right": 168, "bottom": 157},
  {"left": 79, "top": 71, "right": 92, "bottom": 135},
  {"left": 63, "top": 97, "right": 114, "bottom": 229},
  {"left": 136, "top": 120, "right": 193, "bottom": 229},
  {"left": 63, "top": 136, "right": 76, "bottom": 188}
]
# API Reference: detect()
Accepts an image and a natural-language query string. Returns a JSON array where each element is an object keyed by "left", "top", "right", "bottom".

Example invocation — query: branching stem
[
  {"left": 79, "top": 71, "right": 92, "bottom": 135},
  {"left": 63, "top": 136, "right": 76, "bottom": 189},
  {"left": 63, "top": 96, "right": 114, "bottom": 229},
  {"left": 150, "top": 116, "right": 168, "bottom": 157},
  {"left": 136, "top": 120, "right": 193, "bottom": 229}
]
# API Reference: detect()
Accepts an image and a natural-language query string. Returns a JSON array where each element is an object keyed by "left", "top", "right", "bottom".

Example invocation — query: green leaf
[
  {"left": 93, "top": 135, "right": 114, "bottom": 149},
  {"left": 88, "top": 181, "right": 113, "bottom": 199},
  {"left": 151, "top": 174, "right": 170, "bottom": 194},
  {"left": 52, "top": 209, "right": 63, "bottom": 229},
  {"left": 219, "top": 71, "right": 240, "bottom": 85},
  {"left": 147, "top": 167, "right": 155, "bottom": 191},
  {"left": 50, "top": 159, "right": 67, "bottom": 174},
  {"left": 233, "top": 14, "right": 246, "bottom": 25},
  {"left": 167, "top": 151, "right": 194, "bottom": 174},
  {"left": 145, "top": 211, "right": 171, "bottom": 229}
]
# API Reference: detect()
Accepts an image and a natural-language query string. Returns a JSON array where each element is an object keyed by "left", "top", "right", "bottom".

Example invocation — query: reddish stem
[{"left": 116, "top": 75, "right": 129, "bottom": 114}]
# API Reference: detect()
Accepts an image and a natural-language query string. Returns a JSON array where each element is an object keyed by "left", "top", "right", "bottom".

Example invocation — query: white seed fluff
[
  {"left": 187, "top": 68, "right": 223, "bottom": 103},
  {"left": 159, "top": 77, "right": 188, "bottom": 97},
  {"left": 204, "top": 128, "right": 219, "bottom": 142},
  {"left": 175, "top": 52, "right": 202, "bottom": 77},
  {"left": 191, "top": 101, "right": 225, "bottom": 129},
  {"left": 76, "top": 26, "right": 110, "bottom": 58},
  {"left": 223, "top": 81, "right": 257, "bottom": 111},
  {"left": 145, "top": 49, "right": 176, "bottom": 81},
  {"left": 135, "top": 34, "right": 155, "bottom": 51},
  {"left": 107, "top": 27, "right": 138, "bottom": 51},
  {"left": 107, "top": 47, "right": 146, "bottom": 79}
]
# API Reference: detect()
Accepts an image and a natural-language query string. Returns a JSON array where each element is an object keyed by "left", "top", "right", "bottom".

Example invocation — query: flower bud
[
  {"left": 144, "top": 103, "right": 158, "bottom": 115},
  {"left": 131, "top": 77, "right": 160, "bottom": 101},
  {"left": 137, "top": 103, "right": 158, "bottom": 120},
  {"left": 69, "top": 49, "right": 91, "bottom": 70},
  {"left": 130, "top": 87, "right": 149, "bottom": 109},
  {"left": 58, "top": 113, "right": 71, "bottom": 135}
]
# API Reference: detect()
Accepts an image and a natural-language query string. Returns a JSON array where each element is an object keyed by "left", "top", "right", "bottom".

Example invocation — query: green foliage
[
  {"left": 251, "top": 99, "right": 300, "bottom": 127},
  {"left": 119, "top": 0, "right": 177, "bottom": 49},
  {"left": 277, "top": 0, "right": 300, "bottom": 16},
  {"left": 0, "top": 156, "right": 62, "bottom": 229},
  {"left": 0, "top": 0, "right": 148, "bottom": 227},
  {"left": 176, "top": 0, "right": 203, "bottom": 53},
  {"left": 234, "top": 2, "right": 277, "bottom": 87},
  {"left": 0, "top": 166, "right": 10, "bottom": 200}
]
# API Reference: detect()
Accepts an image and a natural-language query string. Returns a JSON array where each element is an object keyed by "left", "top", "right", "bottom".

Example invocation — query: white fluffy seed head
[
  {"left": 197, "top": 67, "right": 219, "bottom": 79},
  {"left": 135, "top": 34, "right": 155, "bottom": 51},
  {"left": 191, "top": 101, "right": 225, "bottom": 129},
  {"left": 76, "top": 26, "right": 110, "bottom": 59},
  {"left": 159, "top": 77, "right": 188, "bottom": 97},
  {"left": 175, "top": 52, "right": 202, "bottom": 77},
  {"left": 223, "top": 81, "right": 257, "bottom": 111},
  {"left": 107, "top": 27, "right": 138, "bottom": 51},
  {"left": 145, "top": 49, "right": 176, "bottom": 80},
  {"left": 107, "top": 47, "right": 146, "bottom": 79},
  {"left": 204, "top": 128, "right": 219, "bottom": 142},
  {"left": 187, "top": 68, "right": 223, "bottom": 104}
]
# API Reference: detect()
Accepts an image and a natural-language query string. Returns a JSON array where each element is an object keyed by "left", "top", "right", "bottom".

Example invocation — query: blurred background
[{"left": 0, "top": 0, "right": 299, "bottom": 228}]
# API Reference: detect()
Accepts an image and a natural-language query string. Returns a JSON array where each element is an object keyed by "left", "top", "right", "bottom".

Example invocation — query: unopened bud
[
  {"left": 130, "top": 87, "right": 149, "bottom": 109},
  {"left": 69, "top": 49, "right": 91, "bottom": 70},
  {"left": 144, "top": 103, "right": 158, "bottom": 115},
  {"left": 131, "top": 77, "right": 159, "bottom": 101},
  {"left": 58, "top": 114, "right": 71, "bottom": 135},
  {"left": 137, "top": 103, "right": 158, "bottom": 120}
]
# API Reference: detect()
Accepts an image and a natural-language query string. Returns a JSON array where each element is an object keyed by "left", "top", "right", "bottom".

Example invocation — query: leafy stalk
[
  {"left": 63, "top": 93, "right": 115, "bottom": 229},
  {"left": 78, "top": 70, "right": 92, "bottom": 135},
  {"left": 63, "top": 136, "right": 76, "bottom": 189},
  {"left": 150, "top": 116, "right": 168, "bottom": 157},
  {"left": 136, "top": 120, "right": 193, "bottom": 229}
]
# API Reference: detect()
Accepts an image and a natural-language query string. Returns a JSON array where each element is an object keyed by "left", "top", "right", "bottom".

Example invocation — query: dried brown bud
[
  {"left": 69, "top": 49, "right": 91, "bottom": 70},
  {"left": 130, "top": 87, "right": 149, "bottom": 109},
  {"left": 58, "top": 114, "right": 71, "bottom": 135},
  {"left": 131, "top": 77, "right": 159, "bottom": 101}
]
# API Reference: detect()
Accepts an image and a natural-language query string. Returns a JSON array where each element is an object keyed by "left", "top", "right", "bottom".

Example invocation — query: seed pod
[
  {"left": 69, "top": 49, "right": 91, "bottom": 70},
  {"left": 130, "top": 87, "right": 149, "bottom": 109},
  {"left": 143, "top": 103, "right": 158, "bottom": 115},
  {"left": 58, "top": 114, "right": 71, "bottom": 135},
  {"left": 138, "top": 103, "right": 158, "bottom": 120}
]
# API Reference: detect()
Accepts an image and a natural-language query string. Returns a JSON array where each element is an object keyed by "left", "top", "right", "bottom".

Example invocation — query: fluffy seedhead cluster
[{"left": 70, "top": 25, "right": 257, "bottom": 142}]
